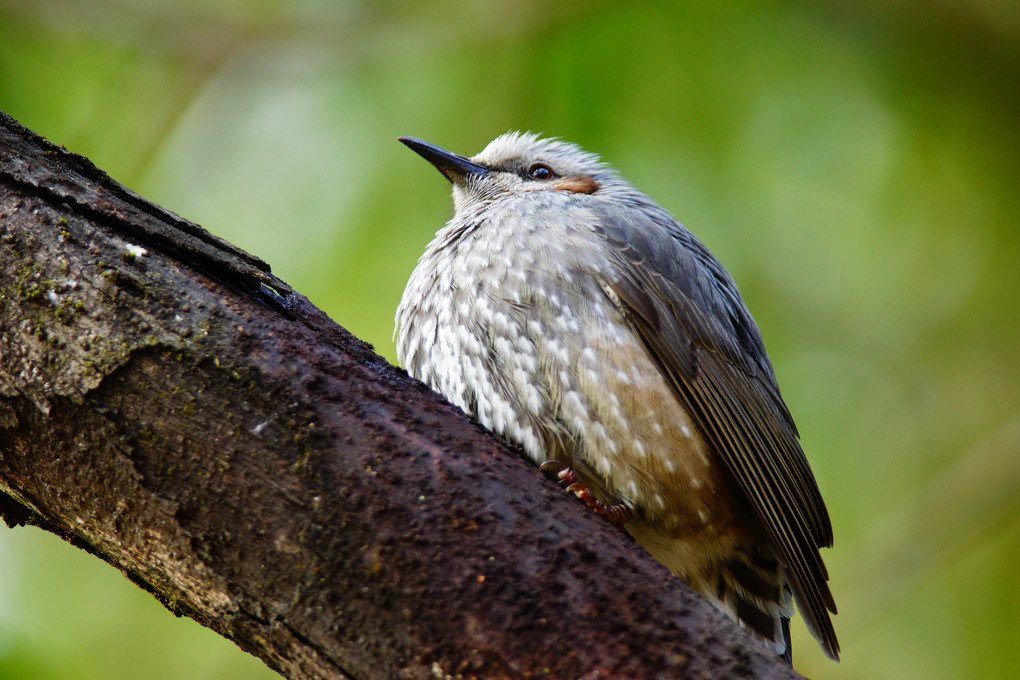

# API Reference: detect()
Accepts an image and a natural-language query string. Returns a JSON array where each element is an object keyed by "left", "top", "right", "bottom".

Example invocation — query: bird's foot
[{"left": 539, "top": 460, "right": 634, "bottom": 526}]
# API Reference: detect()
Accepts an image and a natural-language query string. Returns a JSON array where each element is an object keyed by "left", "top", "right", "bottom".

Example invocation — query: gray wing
[{"left": 593, "top": 203, "right": 839, "bottom": 660}]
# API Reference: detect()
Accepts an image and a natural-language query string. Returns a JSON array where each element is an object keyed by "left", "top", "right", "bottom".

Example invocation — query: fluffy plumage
[{"left": 396, "top": 132, "right": 838, "bottom": 661}]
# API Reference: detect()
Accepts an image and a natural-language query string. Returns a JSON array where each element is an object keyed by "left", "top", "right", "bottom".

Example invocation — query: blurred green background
[{"left": 1, "top": 1, "right": 1018, "bottom": 678}]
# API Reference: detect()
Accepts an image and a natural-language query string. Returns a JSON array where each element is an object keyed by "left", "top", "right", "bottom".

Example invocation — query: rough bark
[{"left": 0, "top": 110, "right": 803, "bottom": 680}]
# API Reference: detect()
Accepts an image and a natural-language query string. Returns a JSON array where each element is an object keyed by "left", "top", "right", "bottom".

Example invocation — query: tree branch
[{"left": 0, "top": 110, "right": 802, "bottom": 680}]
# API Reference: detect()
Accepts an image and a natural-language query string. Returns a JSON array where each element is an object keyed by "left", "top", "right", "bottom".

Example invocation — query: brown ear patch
[{"left": 552, "top": 176, "right": 599, "bottom": 194}]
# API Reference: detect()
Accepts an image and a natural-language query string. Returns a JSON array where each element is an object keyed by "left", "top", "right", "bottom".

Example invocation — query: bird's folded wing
[{"left": 593, "top": 205, "right": 839, "bottom": 660}]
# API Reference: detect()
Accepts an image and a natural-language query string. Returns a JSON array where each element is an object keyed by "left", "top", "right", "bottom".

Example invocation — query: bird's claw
[
  {"left": 540, "top": 461, "right": 633, "bottom": 526},
  {"left": 539, "top": 459, "right": 566, "bottom": 473}
]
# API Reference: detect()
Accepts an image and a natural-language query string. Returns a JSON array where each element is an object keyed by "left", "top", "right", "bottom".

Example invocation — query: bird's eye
[{"left": 528, "top": 163, "right": 553, "bottom": 180}]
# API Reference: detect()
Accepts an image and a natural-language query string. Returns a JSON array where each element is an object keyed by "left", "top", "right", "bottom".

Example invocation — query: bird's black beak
[{"left": 399, "top": 137, "right": 489, "bottom": 184}]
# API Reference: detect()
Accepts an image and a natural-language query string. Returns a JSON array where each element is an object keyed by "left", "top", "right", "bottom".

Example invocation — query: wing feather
[{"left": 594, "top": 204, "right": 839, "bottom": 659}]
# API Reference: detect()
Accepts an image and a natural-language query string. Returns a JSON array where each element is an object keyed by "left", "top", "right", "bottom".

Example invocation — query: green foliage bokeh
[{"left": 1, "top": 1, "right": 1018, "bottom": 679}]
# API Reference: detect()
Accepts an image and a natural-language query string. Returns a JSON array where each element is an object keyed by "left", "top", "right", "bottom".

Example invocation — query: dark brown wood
[{"left": 0, "top": 110, "right": 804, "bottom": 680}]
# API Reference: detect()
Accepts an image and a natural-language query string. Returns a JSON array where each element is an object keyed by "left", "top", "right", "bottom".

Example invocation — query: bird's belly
[
  {"left": 400, "top": 234, "right": 745, "bottom": 546},
  {"left": 549, "top": 307, "right": 740, "bottom": 533}
]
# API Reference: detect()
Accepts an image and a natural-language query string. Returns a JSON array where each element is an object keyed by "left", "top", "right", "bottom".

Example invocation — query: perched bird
[{"left": 395, "top": 132, "right": 838, "bottom": 662}]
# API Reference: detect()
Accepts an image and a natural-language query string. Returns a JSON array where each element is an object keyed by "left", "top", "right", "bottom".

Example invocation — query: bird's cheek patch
[{"left": 552, "top": 177, "right": 600, "bottom": 194}]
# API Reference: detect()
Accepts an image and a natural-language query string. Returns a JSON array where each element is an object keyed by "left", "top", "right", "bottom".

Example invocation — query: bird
[{"left": 394, "top": 132, "right": 838, "bottom": 663}]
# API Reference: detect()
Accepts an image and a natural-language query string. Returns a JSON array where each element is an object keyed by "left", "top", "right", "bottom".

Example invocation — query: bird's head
[{"left": 399, "top": 132, "right": 627, "bottom": 215}]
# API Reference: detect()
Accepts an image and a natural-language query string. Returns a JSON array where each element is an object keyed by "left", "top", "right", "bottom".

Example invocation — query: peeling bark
[{"left": 0, "top": 111, "right": 802, "bottom": 680}]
